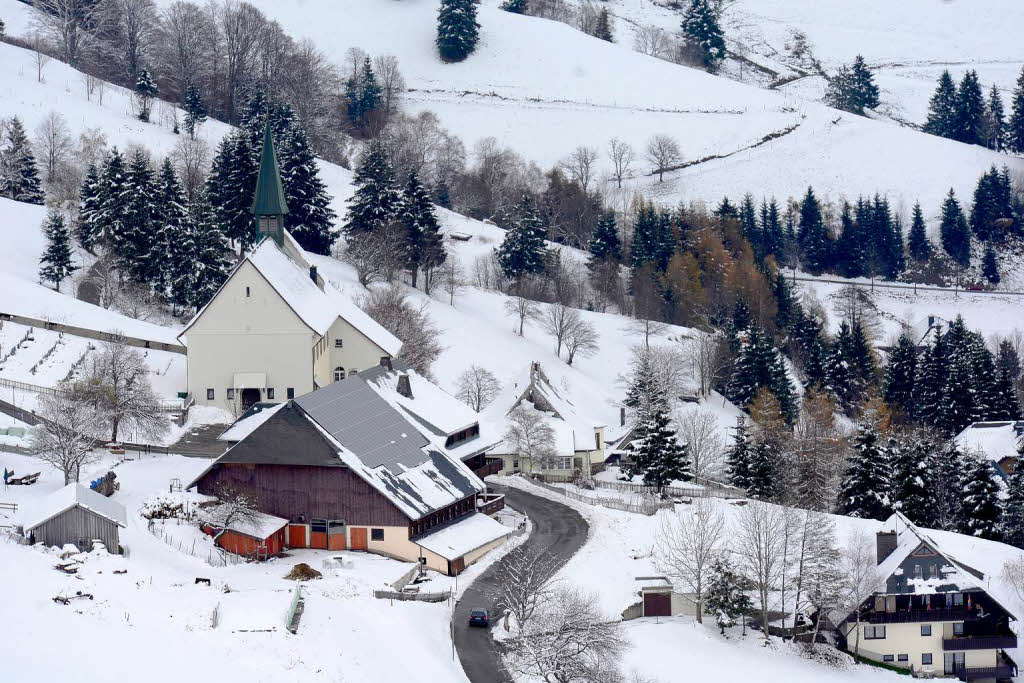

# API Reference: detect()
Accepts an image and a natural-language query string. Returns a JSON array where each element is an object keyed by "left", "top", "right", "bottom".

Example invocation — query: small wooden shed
[
  {"left": 23, "top": 484, "right": 127, "bottom": 553},
  {"left": 202, "top": 509, "right": 289, "bottom": 560}
]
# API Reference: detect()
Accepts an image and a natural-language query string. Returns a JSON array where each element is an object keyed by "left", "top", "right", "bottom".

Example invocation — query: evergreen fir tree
[
  {"left": 1010, "top": 66, "right": 1024, "bottom": 154},
  {"left": 632, "top": 393, "right": 690, "bottom": 490},
  {"left": 907, "top": 201, "right": 931, "bottom": 262},
  {"left": 982, "top": 242, "right": 1000, "bottom": 285},
  {"left": 939, "top": 189, "right": 971, "bottom": 267},
  {"left": 134, "top": 69, "right": 158, "bottom": 122},
  {"left": 629, "top": 202, "right": 659, "bottom": 275},
  {"left": 182, "top": 83, "right": 207, "bottom": 139},
  {"left": 932, "top": 441, "right": 967, "bottom": 531},
  {"left": 889, "top": 431, "right": 935, "bottom": 527},
  {"left": 594, "top": 8, "right": 613, "bottom": 42},
  {"left": 0, "top": 117, "right": 44, "bottom": 205},
  {"left": 739, "top": 193, "right": 760, "bottom": 256},
  {"left": 500, "top": 0, "right": 527, "bottom": 13},
  {"left": 38, "top": 210, "right": 77, "bottom": 292},
  {"left": 1001, "top": 468, "right": 1024, "bottom": 548},
  {"left": 714, "top": 196, "right": 737, "bottom": 219},
  {"left": 924, "top": 70, "right": 958, "bottom": 139},
  {"left": 797, "top": 187, "right": 830, "bottom": 273},
  {"left": 961, "top": 458, "right": 1003, "bottom": 540},
  {"left": 837, "top": 418, "right": 891, "bottom": 520},
  {"left": 278, "top": 123, "right": 337, "bottom": 254},
  {"left": 496, "top": 194, "right": 547, "bottom": 283},
  {"left": 991, "top": 351, "right": 1022, "bottom": 421},
  {"left": 986, "top": 85, "right": 1007, "bottom": 151},
  {"left": 680, "top": 0, "right": 726, "bottom": 72},
  {"left": 206, "top": 133, "right": 257, "bottom": 253},
  {"left": 358, "top": 57, "right": 383, "bottom": 122},
  {"left": 119, "top": 150, "right": 158, "bottom": 284},
  {"left": 725, "top": 417, "right": 753, "bottom": 490},
  {"left": 954, "top": 70, "right": 985, "bottom": 146},
  {"left": 883, "top": 332, "right": 918, "bottom": 420},
  {"left": 436, "top": 0, "right": 480, "bottom": 62},
  {"left": 704, "top": 559, "right": 751, "bottom": 634},
  {"left": 938, "top": 352, "right": 979, "bottom": 435},
  {"left": 152, "top": 159, "right": 188, "bottom": 296},
  {"left": 76, "top": 163, "right": 103, "bottom": 252},
  {"left": 772, "top": 272, "right": 795, "bottom": 330},
  {"left": 188, "top": 192, "right": 230, "bottom": 310},
  {"left": 727, "top": 325, "right": 796, "bottom": 422},
  {"left": 344, "top": 74, "right": 363, "bottom": 129},
  {"left": 344, "top": 140, "right": 402, "bottom": 234},
  {"left": 760, "top": 198, "right": 783, "bottom": 258},
  {"left": 588, "top": 210, "right": 621, "bottom": 267},
  {"left": 824, "top": 66, "right": 859, "bottom": 114},
  {"left": 96, "top": 148, "right": 130, "bottom": 253},
  {"left": 398, "top": 169, "right": 445, "bottom": 288},
  {"left": 850, "top": 55, "right": 879, "bottom": 110},
  {"left": 835, "top": 201, "right": 866, "bottom": 277},
  {"left": 746, "top": 436, "right": 780, "bottom": 501}
]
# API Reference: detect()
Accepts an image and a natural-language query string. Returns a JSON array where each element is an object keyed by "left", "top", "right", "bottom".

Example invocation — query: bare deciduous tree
[
  {"left": 654, "top": 497, "right": 724, "bottom": 623},
  {"left": 160, "top": 1, "right": 215, "bottom": 93},
  {"left": 360, "top": 285, "right": 443, "bottom": 378},
  {"left": 439, "top": 254, "right": 465, "bottom": 305},
  {"left": 541, "top": 303, "right": 579, "bottom": 358},
  {"left": 504, "top": 404, "right": 556, "bottom": 472},
  {"left": 339, "top": 227, "right": 405, "bottom": 286},
  {"left": 373, "top": 54, "right": 406, "bottom": 120},
  {"left": 33, "top": 112, "right": 73, "bottom": 184},
  {"left": 840, "top": 530, "right": 883, "bottom": 661},
  {"left": 735, "top": 500, "right": 789, "bottom": 642},
  {"left": 201, "top": 482, "right": 263, "bottom": 545},
  {"left": 217, "top": 0, "right": 265, "bottom": 121},
  {"left": 833, "top": 285, "right": 881, "bottom": 340},
  {"left": 607, "top": 138, "right": 634, "bottom": 189},
  {"left": 83, "top": 252, "right": 120, "bottom": 309},
  {"left": 645, "top": 134, "right": 682, "bottom": 183},
  {"left": 561, "top": 145, "right": 599, "bottom": 193},
  {"left": 112, "top": 0, "right": 159, "bottom": 83},
  {"left": 1001, "top": 557, "right": 1024, "bottom": 608},
  {"left": 455, "top": 364, "right": 501, "bottom": 412},
  {"left": 492, "top": 543, "right": 561, "bottom": 630},
  {"left": 680, "top": 331, "right": 730, "bottom": 398},
  {"left": 565, "top": 316, "right": 599, "bottom": 366},
  {"left": 86, "top": 335, "right": 169, "bottom": 443},
  {"left": 32, "top": 34, "right": 51, "bottom": 83},
  {"left": 170, "top": 134, "right": 210, "bottom": 203},
  {"left": 506, "top": 587, "right": 627, "bottom": 683},
  {"left": 31, "top": 0, "right": 110, "bottom": 67},
  {"left": 674, "top": 408, "right": 724, "bottom": 480},
  {"left": 632, "top": 24, "right": 673, "bottom": 60},
  {"left": 31, "top": 382, "right": 101, "bottom": 484},
  {"left": 504, "top": 292, "right": 541, "bottom": 336}
]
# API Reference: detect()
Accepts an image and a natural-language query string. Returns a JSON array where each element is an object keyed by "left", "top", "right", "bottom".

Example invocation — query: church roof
[{"left": 251, "top": 122, "right": 289, "bottom": 216}]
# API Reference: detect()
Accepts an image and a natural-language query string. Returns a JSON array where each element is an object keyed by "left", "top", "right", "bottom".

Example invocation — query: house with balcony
[{"left": 838, "top": 512, "right": 1018, "bottom": 681}]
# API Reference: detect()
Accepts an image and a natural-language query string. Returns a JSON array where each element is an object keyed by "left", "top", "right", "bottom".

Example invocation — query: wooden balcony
[
  {"left": 477, "top": 493, "right": 505, "bottom": 516},
  {"left": 944, "top": 635, "right": 1018, "bottom": 651},
  {"left": 472, "top": 459, "right": 503, "bottom": 479},
  {"left": 865, "top": 608, "right": 975, "bottom": 624}
]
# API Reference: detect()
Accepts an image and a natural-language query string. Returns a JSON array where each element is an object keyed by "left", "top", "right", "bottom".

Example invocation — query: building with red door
[
  {"left": 201, "top": 508, "right": 289, "bottom": 560},
  {"left": 188, "top": 368, "right": 510, "bottom": 575}
]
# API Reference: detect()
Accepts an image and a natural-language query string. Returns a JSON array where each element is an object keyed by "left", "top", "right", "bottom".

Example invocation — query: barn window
[
  {"left": 287, "top": 388, "right": 294, "bottom": 399},
  {"left": 335, "top": 339, "right": 343, "bottom": 348},
  {"left": 246, "top": 286, "right": 250, "bottom": 297},
  {"left": 334, "top": 367, "right": 345, "bottom": 382},
  {"left": 311, "top": 519, "right": 327, "bottom": 533},
  {"left": 371, "top": 528, "right": 384, "bottom": 541},
  {"left": 227, "top": 388, "right": 235, "bottom": 401},
  {"left": 207, "top": 388, "right": 214, "bottom": 400}
]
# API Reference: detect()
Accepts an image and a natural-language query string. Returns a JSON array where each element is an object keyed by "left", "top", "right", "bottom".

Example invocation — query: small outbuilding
[
  {"left": 201, "top": 508, "right": 289, "bottom": 560},
  {"left": 23, "top": 484, "right": 127, "bottom": 553}
]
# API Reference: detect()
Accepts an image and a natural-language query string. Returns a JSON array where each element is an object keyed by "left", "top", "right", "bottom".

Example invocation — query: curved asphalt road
[{"left": 454, "top": 483, "right": 589, "bottom": 683}]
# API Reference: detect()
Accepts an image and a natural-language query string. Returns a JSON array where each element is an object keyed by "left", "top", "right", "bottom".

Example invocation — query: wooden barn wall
[
  {"left": 197, "top": 464, "right": 410, "bottom": 527},
  {"left": 32, "top": 506, "right": 120, "bottom": 551}
]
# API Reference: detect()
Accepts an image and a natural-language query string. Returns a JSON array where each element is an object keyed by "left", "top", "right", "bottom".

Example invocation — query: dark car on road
[{"left": 468, "top": 609, "right": 490, "bottom": 627}]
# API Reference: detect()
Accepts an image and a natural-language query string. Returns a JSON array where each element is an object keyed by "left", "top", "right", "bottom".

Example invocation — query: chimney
[
  {"left": 397, "top": 374, "right": 412, "bottom": 399},
  {"left": 876, "top": 530, "right": 898, "bottom": 565},
  {"left": 620, "top": 407, "right": 626, "bottom": 427},
  {"left": 380, "top": 357, "right": 392, "bottom": 370},
  {"left": 309, "top": 265, "right": 318, "bottom": 284}
]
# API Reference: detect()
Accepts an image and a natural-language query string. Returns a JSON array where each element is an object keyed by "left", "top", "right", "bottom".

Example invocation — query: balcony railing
[
  {"left": 473, "top": 459, "right": 503, "bottom": 478},
  {"left": 953, "top": 663, "right": 1016, "bottom": 681},
  {"left": 477, "top": 494, "right": 505, "bottom": 516},
  {"left": 865, "top": 608, "right": 976, "bottom": 624},
  {"left": 944, "top": 635, "right": 1018, "bottom": 651}
]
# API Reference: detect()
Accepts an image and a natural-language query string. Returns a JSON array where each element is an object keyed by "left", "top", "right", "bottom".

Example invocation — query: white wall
[{"left": 185, "top": 260, "right": 316, "bottom": 409}]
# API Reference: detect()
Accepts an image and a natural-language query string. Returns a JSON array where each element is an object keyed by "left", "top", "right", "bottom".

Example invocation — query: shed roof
[
  {"left": 955, "top": 421, "right": 1024, "bottom": 463},
  {"left": 200, "top": 506, "right": 288, "bottom": 540},
  {"left": 23, "top": 484, "right": 127, "bottom": 531},
  {"left": 412, "top": 512, "right": 511, "bottom": 561}
]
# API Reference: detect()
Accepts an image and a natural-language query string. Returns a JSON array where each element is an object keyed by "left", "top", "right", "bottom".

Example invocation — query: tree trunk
[
  {"left": 410, "top": 268, "right": 418, "bottom": 288},
  {"left": 111, "top": 417, "right": 120, "bottom": 443}
]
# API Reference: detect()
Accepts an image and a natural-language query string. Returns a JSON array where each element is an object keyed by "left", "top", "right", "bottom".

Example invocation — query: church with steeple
[{"left": 178, "top": 123, "right": 401, "bottom": 413}]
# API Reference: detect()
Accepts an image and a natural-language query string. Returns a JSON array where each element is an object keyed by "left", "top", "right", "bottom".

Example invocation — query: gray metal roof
[{"left": 296, "top": 374, "right": 433, "bottom": 474}]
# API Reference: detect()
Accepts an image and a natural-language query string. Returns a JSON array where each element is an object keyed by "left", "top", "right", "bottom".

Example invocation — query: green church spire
[{"left": 251, "top": 121, "right": 289, "bottom": 244}]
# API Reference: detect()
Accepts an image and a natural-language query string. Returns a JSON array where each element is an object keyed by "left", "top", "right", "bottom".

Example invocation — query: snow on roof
[
  {"left": 218, "top": 402, "right": 285, "bottom": 442},
  {"left": 200, "top": 505, "right": 288, "bottom": 540},
  {"left": 485, "top": 363, "right": 602, "bottom": 454},
  {"left": 413, "top": 512, "right": 511, "bottom": 561},
  {"left": 874, "top": 513, "right": 985, "bottom": 596},
  {"left": 363, "top": 366, "right": 479, "bottom": 436},
  {"left": 179, "top": 234, "right": 401, "bottom": 356},
  {"left": 0, "top": 272, "right": 182, "bottom": 348},
  {"left": 22, "top": 484, "right": 127, "bottom": 531},
  {"left": 955, "top": 421, "right": 1023, "bottom": 462}
]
